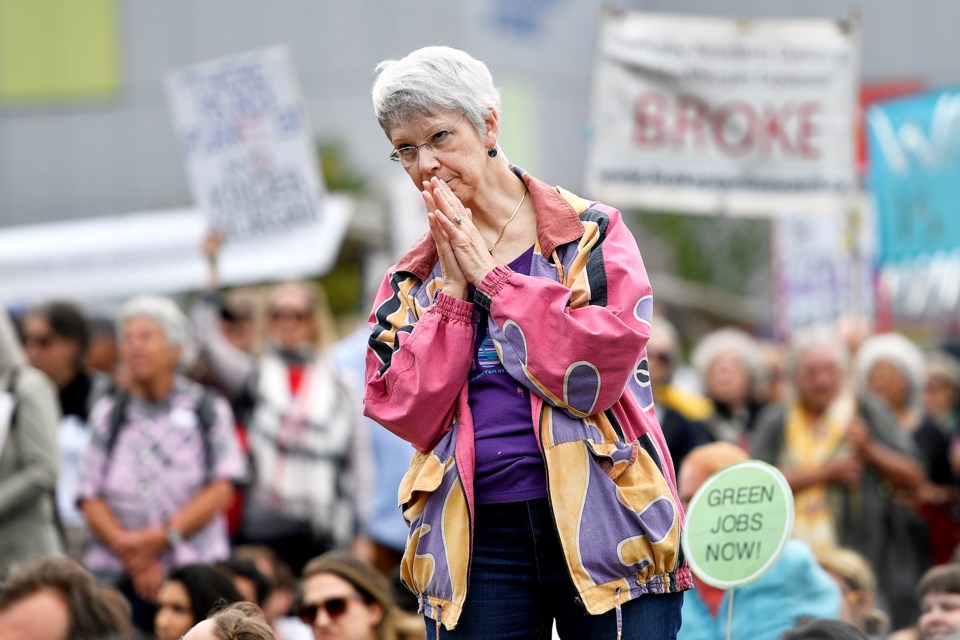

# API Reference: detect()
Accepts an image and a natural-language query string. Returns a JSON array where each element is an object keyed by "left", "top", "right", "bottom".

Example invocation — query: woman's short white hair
[
  {"left": 690, "top": 327, "right": 763, "bottom": 386},
  {"left": 785, "top": 325, "right": 849, "bottom": 378},
  {"left": 855, "top": 332, "right": 926, "bottom": 414},
  {"left": 116, "top": 295, "right": 196, "bottom": 370},
  {"left": 372, "top": 46, "right": 503, "bottom": 149}
]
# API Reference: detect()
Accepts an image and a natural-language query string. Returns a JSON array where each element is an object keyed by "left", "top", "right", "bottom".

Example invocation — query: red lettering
[
  {"left": 761, "top": 104, "right": 794, "bottom": 156},
  {"left": 671, "top": 95, "right": 710, "bottom": 151},
  {"left": 634, "top": 93, "right": 667, "bottom": 147},
  {"left": 631, "top": 92, "right": 824, "bottom": 160},
  {"left": 712, "top": 101, "right": 755, "bottom": 156},
  {"left": 797, "top": 102, "right": 822, "bottom": 159}
]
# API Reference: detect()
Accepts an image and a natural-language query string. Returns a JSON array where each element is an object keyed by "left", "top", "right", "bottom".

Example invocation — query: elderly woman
[
  {"left": 78, "top": 295, "right": 245, "bottom": 632},
  {"left": 751, "top": 326, "right": 924, "bottom": 630},
  {"left": 690, "top": 327, "right": 766, "bottom": 448},
  {"left": 364, "top": 46, "right": 687, "bottom": 638},
  {"left": 857, "top": 334, "right": 959, "bottom": 566}
]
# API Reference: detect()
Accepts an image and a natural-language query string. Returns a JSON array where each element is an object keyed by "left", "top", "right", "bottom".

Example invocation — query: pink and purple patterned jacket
[{"left": 364, "top": 168, "right": 693, "bottom": 631}]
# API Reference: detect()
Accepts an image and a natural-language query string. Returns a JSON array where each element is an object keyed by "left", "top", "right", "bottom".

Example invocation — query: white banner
[
  {"left": 166, "top": 45, "right": 325, "bottom": 239},
  {"left": 0, "top": 196, "right": 352, "bottom": 307},
  {"left": 771, "top": 205, "right": 875, "bottom": 340},
  {"left": 585, "top": 12, "right": 858, "bottom": 216}
]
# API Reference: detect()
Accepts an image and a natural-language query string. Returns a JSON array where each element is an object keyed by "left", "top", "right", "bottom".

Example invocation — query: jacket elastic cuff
[
  {"left": 434, "top": 292, "right": 473, "bottom": 325},
  {"left": 474, "top": 265, "right": 514, "bottom": 311}
]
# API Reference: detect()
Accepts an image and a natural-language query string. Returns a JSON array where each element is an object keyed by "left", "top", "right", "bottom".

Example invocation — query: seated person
[{"left": 676, "top": 442, "right": 842, "bottom": 640}]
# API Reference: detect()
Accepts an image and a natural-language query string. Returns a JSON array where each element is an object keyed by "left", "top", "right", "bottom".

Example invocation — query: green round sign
[{"left": 681, "top": 460, "right": 794, "bottom": 589}]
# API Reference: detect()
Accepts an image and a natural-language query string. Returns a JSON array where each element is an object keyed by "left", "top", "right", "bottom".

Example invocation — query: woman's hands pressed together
[{"left": 422, "top": 177, "right": 498, "bottom": 300}]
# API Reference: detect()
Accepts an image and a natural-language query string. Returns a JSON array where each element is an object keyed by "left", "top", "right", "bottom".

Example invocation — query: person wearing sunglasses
[
  {"left": 0, "top": 310, "right": 62, "bottom": 577},
  {"left": 192, "top": 232, "right": 371, "bottom": 576},
  {"left": 365, "top": 46, "right": 688, "bottom": 638},
  {"left": 297, "top": 551, "right": 397, "bottom": 640}
]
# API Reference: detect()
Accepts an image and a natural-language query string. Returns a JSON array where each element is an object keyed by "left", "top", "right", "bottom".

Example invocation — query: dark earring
[{"left": 488, "top": 148, "right": 498, "bottom": 158}]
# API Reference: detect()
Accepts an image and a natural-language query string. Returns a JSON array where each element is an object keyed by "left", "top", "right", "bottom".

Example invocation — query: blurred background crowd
[{"left": 3, "top": 1, "right": 960, "bottom": 639}]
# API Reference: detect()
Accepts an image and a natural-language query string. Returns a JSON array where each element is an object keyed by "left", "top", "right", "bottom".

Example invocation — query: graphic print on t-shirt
[{"left": 472, "top": 333, "right": 503, "bottom": 381}]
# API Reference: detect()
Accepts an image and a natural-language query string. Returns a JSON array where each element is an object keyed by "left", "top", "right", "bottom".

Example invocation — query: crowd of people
[{"left": 2, "top": 44, "right": 960, "bottom": 640}]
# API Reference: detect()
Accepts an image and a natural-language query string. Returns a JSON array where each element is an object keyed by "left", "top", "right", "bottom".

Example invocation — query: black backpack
[{"left": 104, "top": 387, "right": 218, "bottom": 481}]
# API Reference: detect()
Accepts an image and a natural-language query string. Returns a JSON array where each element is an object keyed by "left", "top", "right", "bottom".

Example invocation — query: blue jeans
[{"left": 425, "top": 498, "right": 683, "bottom": 639}]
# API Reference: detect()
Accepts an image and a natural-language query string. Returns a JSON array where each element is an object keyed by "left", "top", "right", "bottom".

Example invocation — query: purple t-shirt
[{"left": 469, "top": 246, "right": 548, "bottom": 504}]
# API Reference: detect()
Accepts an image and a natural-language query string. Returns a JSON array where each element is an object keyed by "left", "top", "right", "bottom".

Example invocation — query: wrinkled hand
[
  {"left": 424, "top": 177, "right": 497, "bottom": 286},
  {"left": 132, "top": 559, "right": 165, "bottom": 603},
  {"left": 114, "top": 527, "right": 166, "bottom": 576},
  {"left": 423, "top": 181, "right": 468, "bottom": 299},
  {"left": 846, "top": 416, "right": 871, "bottom": 456},
  {"left": 824, "top": 455, "right": 863, "bottom": 487}
]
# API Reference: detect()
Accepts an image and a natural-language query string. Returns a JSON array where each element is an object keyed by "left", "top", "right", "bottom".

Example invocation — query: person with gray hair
[
  {"left": 690, "top": 327, "right": 766, "bottom": 448},
  {"left": 751, "top": 325, "right": 925, "bottom": 630},
  {"left": 365, "top": 46, "right": 686, "bottom": 638},
  {"left": 859, "top": 334, "right": 960, "bottom": 566},
  {"left": 78, "top": 295, "right": 246, "bottom": 634}
]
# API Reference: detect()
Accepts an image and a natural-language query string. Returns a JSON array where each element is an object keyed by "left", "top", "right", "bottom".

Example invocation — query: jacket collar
[{"left": 395, "top": 166, "right": 585, "bottom": 281}]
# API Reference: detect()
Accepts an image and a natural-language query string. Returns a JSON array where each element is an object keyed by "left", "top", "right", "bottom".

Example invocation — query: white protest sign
[
  {"left": 166, "top": 45, "right": 325, "bottom": 239},
  {"left": 681, "top": 461, "right": 794, "bottom": 589},
  {"left": 585, "top": 12, "right": 858, "bottom": 216},
  {"left": 0, "top": 196, "right": 353, "bottom": 306},
  {"left": 772, "top": 206, "right": 875, "bottom": 340}
]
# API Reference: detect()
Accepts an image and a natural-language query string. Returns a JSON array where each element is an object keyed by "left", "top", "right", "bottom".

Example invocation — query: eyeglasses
[
  {"left": 296, "top": 594, "right": 364, "bottom": 624},
  {"left": 23, "top": 333, "right": 54, "bottom": 348},
  {"left": 268, "top": 308, "right": 312, "bottom": 322},
  {"left": 389, "top": 113, "right": 465, "bottom": 167}
]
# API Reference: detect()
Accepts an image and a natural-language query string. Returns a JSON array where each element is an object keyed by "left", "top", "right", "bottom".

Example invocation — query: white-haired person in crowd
[
  {"left": 690, "top": 327, "right": 766, "bottom": 449},
  {"left": 857, "top": 334, "right": 960, "bottom": 566},
  {"left": 78, "top": 295, "right": 246, "bottom": 634},
  {"left": 751, "top": 326, "right": 924, "bottom": 630}
]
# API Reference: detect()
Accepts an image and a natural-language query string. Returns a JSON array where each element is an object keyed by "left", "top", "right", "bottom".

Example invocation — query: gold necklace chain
[{"left": 487, "top": 188, "right": 528, "bottom": 255}]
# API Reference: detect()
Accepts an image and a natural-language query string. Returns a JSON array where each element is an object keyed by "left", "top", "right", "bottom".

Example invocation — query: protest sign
[
  {"left": 585, "top": 11, "right": 858, "bottom": 217},
  {"left": 681, "top": 461, "right": 793, "bottom": 589},
  {"left": 772, "top": 205, "right": 876, "bottom": 339},
  {"left": 866, "top": 88, "right": 960, "bottom": 264},
  {"left": 166, "top": 45, "right": 325, "bottom": 239}
]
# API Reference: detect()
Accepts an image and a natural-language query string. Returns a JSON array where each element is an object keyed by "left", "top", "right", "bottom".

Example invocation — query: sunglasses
[
  {"left": 268, "top": 308, "right": 312, "bottom": 322},
  {"left": 296, "top": 594, "right": 364, "bottom": 624},
  {"left": 23, "top": 333, "right": 54, "bottom": 348}
]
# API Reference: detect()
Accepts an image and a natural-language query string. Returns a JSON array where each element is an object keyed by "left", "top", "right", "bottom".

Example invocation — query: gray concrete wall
[{"left": 1, "top": 0, "right": 957, "bottom": 226}]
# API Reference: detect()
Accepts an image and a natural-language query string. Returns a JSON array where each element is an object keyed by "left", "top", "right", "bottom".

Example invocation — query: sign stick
[{"left": 726, "top": 588, "right": 735, "bottom": 640}]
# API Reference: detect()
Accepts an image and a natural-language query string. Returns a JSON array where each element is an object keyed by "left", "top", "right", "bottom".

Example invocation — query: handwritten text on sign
[
  {"left": 166, "top": 46, "right": 325, "bottom": 240},
  {"left": 681, "top": 461, "right": 794, "bottom": 589}
]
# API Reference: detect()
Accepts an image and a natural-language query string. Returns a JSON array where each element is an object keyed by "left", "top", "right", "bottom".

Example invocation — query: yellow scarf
[{"left": 783, "top": 395, "right": 853, "bottom": 553}]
